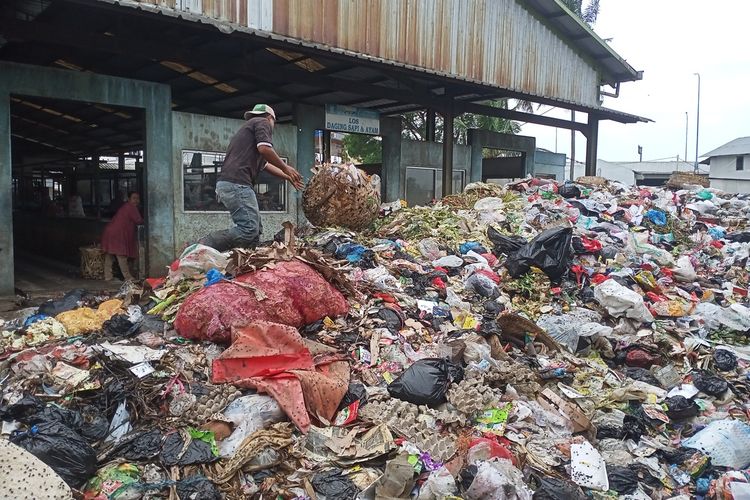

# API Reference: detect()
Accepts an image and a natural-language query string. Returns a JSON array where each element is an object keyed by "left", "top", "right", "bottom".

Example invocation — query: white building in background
[
  {"left": 702, "top": 137, "right": 750, "bottom": 193},
  {"left": 568, "top": 159, "right": 706, "bottom": 186}
]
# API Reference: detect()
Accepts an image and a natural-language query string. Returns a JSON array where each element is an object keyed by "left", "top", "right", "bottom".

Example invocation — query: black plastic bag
[
  {"left": 108, "top": 429, "right": 163, "bottom": 461},
  {"left": 38, "top": 289, "right": 86, "bottom": 316},
  {"left": 79, "top": 405, "right": 110, "bottom": 441},
  {"left": 311, "top": 469, "right": 359, "bottom": 500},
  {"left": 714, "top": 349, "right": 738, "bottom": 372},
  {"left": 176, "top": 475, "right": 222, "bottom": 500},
  {"left": 161, "top": 432, "right": 216, "bottom": 466},
  {"left": 465, "top": 274, "right": 498, "bottom": 298},
  {"left": 138, "top": 314, "right": 166, "bottom": 335},
  {"left": 338, "top": 383, "right": 368, "bottom": 411},
  {"left": 625, "top": 367, "right": 662, "bottom": 387},
  {"left": 487, "top": 227, "right": 526, "bottom": 256},
  {"left": 378, "top": 307, "right": 404, "bottom": 332},
  {"left": 623, "top": 414, "right": 647, "bottom": 442},
  {"left": 664, "top": 396, "right": 699, "bottom": 420},
  {"left": 0, "top": 395, "right": 44, "bottom": 420},
  {"left": 607, "top": 466, "right": 639, "bottom": 494},
  {"left": 504, "top": 227, "right": 573, "bottom": 281},
  {"left": 558, "top": 183, "right": 581, "bottom": 199},
  {"left": 102, "top": 314, "right": 139, "bottom": 337},
  {"left": 459, "top": 465, "right": 478, "bottom": 491},
  {"left": 693, "top": 372, "right": 728, "bottom": 396},
  {"left": 596, "top": 425, "right": 623, "bottom": 440},
  {"left": 532, "top": 475, "right": 586, "bottom": 500},
  {"left": 12, "top": 420, "right": 97, "bottom": 488},
  {"left": 387, "top": 358, "right": 464, "bottom": 407},
  {"left": 726, "top": 231, "right": 750, "bottom": 243}
]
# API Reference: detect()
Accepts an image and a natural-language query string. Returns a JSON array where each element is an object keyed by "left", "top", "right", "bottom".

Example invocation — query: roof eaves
[{"left": 525, "top": 0, "right": 642, "bottom": 85}]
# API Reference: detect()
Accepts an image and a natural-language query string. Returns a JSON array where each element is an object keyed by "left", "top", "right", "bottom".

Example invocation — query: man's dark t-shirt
[{"left": 219, "top": 116, "right": 273, "bottom": 186}]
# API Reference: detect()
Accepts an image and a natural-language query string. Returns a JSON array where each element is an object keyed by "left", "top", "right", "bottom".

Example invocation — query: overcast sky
[{"left": 519, "top": 0, "right": 750, "bottom": 164}]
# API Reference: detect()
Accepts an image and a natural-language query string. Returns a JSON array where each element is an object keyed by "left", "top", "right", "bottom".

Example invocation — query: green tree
[
  {"left": 342, "top": 133, "right": 382, "bottom": 164},
  {"left": 343, "top": 98, "right": 535, "bottom": 162},
  {"left": 561, "top": 0, "right": 600, "bottom": 24}
]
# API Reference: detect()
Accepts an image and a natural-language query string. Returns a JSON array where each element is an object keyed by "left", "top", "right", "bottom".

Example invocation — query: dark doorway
[{"left": 10, "top": 95, "right": 145, "bottom": 293}]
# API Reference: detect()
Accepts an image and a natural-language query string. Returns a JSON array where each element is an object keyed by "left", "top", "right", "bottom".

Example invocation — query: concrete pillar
[
  {"left": 293, "top": 103, "right": 324, "bottom": 222},
  {"left": 468, "top": 128, "right": 484, "bottom": 183},
  {"left": 144, "top": 93, "right": 174, "bottom": 276},
  {"left": 525, "top": 148, "right": 536, "bottom": 177},
  {"left": 0, "top": 91, "right": 13, "bottom": 296},
  {"left": 442, "top": 105, "right": 454, "bottom": 197},
  {"left": 585, "top": 115, "right": 599, "bottom": 177},
  {"left": 426, "top": 110, "right": 436, "bottom": 142},
  {"left": 380, "top": 116, "right": 402, "bottom": 202}
]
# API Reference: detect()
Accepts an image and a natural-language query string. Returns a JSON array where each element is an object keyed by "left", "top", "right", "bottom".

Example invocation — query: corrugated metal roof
[
  {"left": 702, "top": 137, "right": 750, "bottom": 158},
  {"left": 525, "top": 0, "right": 641, "bottom": 85},
  {"left": 95, "top": 0, "right": 642, "bottom": 112}
]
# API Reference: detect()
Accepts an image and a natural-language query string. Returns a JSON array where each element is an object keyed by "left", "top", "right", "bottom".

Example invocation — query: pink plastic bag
[{"left": 174, "top": 260, "right": 348, "bottom": 343}]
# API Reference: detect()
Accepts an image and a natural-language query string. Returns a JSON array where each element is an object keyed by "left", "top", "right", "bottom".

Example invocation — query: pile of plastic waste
[{"left": 3, "top": 176, "right": 750, "bottom": 499}]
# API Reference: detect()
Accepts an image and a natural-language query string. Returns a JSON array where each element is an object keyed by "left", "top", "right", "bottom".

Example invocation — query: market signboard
[{"left": 325, "top": 104, "right": 380, "bottom": 135}]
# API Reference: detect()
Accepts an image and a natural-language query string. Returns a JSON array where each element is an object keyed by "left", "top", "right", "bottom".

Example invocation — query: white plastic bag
[
  {"left": 417, "top": 238, "right": 443, "bottom": 261},
  {"left": 594, "top": 280, "right": 654, "bottom": 323},
  {"left": 465, "top": 460, "right": 532, "bottom": 500},
  {"left": 672, "top": 256, "right": 697, "bottom": 282},
  {"left": 570, "top": 440, "right": 609, "bottom": 491},
  {"left": 417, "top": 467, "right": 456, "bottom": 500},
  {"left": 682, "top": 419, "right": 750, "bottom": 469},
  {"left": 219, "top": 394, "right": 286, "bottom": 457},
  {"left": 168, "top": 243, "right": 228, "bottom": 283}
]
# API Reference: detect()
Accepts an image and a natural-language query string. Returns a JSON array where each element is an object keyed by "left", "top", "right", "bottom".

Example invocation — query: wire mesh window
[{"left": 182, "top": 150, "right": 287, "bottom": 212}]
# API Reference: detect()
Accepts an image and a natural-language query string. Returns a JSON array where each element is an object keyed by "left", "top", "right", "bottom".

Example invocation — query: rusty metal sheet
[{"left": 114, "top": 0, "right": 603, "bottom": 107}]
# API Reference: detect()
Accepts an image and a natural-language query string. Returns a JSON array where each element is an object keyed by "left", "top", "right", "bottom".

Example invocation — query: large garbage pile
[{"left": 4, "top": 178, "right": 750, "bottom": 499}]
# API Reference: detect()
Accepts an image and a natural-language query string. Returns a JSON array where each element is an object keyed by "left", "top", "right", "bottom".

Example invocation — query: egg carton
[
  {"left": 484, "top": 361, "right": 542, "bottom": 397},
  {"left": 447, "top": 376, "right": 503, "bottom": 415},
  {"left": 360, "top": 399, "right": 457, "bottom": 460},
  {"left": 179, "top": 384, "right": 243, "bottom": 424}
]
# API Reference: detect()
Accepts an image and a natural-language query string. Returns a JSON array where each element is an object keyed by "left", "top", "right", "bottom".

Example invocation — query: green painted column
[
  {"left": 468, "top": 128, "right": 484, "bottom": 183},
  {"left": 293, "top": 103, "right": 324, "bottom": 224},
  {"left": 0, "top": 90, "right": 13, "bottom": 296},
  {"left": 380, "top": 116, "right": 402, "bottom": 202},
  {"left": 143, "top": 88, "right": 174, "bottom": 276}
]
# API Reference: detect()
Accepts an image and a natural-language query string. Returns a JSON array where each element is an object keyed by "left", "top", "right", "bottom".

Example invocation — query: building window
[
  {"left": 405, "top": 167, "right": 466, "bottom": 206},
  {"left": 738, "top": 156, "right": 745, "bottom": 171},
  {"left": 182, "top": 150, "right": 287, "bottom": 212}
]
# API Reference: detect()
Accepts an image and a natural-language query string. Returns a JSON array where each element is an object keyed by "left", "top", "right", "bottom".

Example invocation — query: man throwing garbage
[{"left": 200, "top": 104, "right": 304, "bottom": 251}]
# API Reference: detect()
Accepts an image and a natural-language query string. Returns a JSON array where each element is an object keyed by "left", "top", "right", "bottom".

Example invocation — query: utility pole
[
  {"left": 694, "top": 73, "right": 701, "bottom": 173},
  {"left": 683, "top": 111, "right": 687, "bottom": 161},
  {"left": 638, "top": 145, "right": 643, "bottom": 162}
]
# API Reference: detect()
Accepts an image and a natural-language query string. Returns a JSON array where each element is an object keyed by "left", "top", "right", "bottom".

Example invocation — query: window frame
[
  {"left": 404, "top": 166, "right": 466, "bottom": 206},
  {"left": 737, "top": 156, "right": 745, "bottom": 171},
  {"left": 181, "top": 148, "right": 288, "bottom": 214}
]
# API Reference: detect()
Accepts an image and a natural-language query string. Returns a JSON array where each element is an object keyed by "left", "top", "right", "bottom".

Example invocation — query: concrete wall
[
  {"left": 171, "top": 111, "right": 298, "bottom": 252},
  {"left": 534, "top": 150, "right": 566, "bottom": 180},
  {"left": 401, "top": 140, "right": 471, "bottom": 172},
  {"left": 710, "top": 155, "right": 750, "bottom": 193},
  {"left": 0, "top": 61, "right": 173, "bottom": 295}
]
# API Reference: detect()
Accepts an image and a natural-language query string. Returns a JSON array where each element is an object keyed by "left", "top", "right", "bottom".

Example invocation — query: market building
[{"left": 0, "top": 0, "right": 645, "bottom": 295}]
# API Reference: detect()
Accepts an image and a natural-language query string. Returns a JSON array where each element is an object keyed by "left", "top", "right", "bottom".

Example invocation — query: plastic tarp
[
  {"left": 212, "top": 321, "right": 349, "bottom": 433},
  {"left": 174, "top": 260, "right": 348, "bottom": 343}
]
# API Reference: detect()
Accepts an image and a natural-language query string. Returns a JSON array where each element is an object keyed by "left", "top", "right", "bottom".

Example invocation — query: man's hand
[
  {"left": 284, "top": 165, "right": 305, "bottom": 191},
  {"left": 284, "top": 165, "right": 303, "bottom": 183}
]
